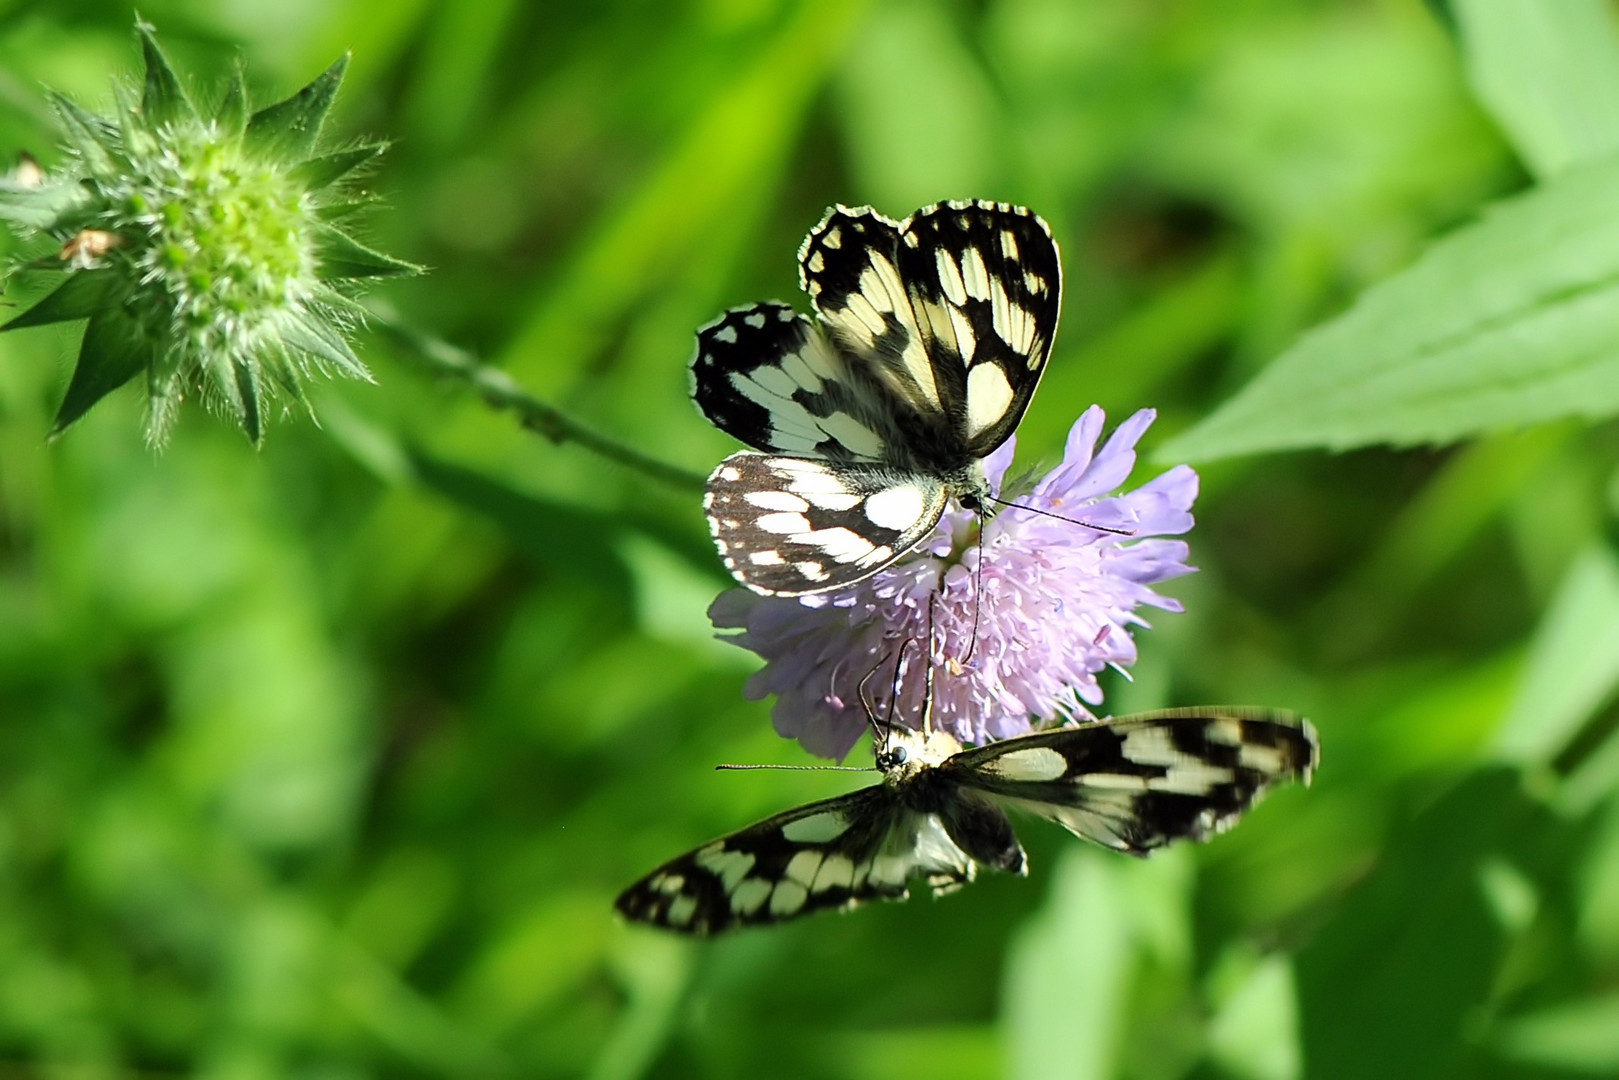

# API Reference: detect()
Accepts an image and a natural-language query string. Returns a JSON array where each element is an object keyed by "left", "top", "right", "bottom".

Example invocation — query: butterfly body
[
  {"left": 692, "top": 199, "right": 1062, "bottom": 595},
  {"left": 615, "top": 709, "right": 1317, "bottom": 935}
]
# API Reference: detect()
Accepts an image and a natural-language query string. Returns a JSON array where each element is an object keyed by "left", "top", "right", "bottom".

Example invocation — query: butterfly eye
[{"left": 890, "top": 746, "right": 908, "bottom": 765}]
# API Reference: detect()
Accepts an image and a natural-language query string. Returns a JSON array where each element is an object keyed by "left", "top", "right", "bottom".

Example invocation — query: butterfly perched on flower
[
  {"left": 615, "top": 706, "right": 1317, "bottom": 934},
  {"left": 691, "top": 199, "right": 1064, "bottom": 595}
]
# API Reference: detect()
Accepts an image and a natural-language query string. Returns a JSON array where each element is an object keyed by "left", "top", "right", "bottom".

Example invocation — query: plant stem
[{"left": 369, "top": 303, "right": 706, "bottom": 494}]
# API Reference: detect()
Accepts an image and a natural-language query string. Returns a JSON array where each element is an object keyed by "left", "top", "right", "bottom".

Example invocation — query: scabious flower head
[
  {"left": 710, "top": 406, "right": 1199, "bottom": 759},
  {"left": 0, "top": 22, "right": 419, "bottom": 446}
]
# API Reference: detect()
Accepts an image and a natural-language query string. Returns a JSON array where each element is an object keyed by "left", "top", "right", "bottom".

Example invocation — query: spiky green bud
[{"left": 0, "top": 22, "right": 420, "bottom": 446}]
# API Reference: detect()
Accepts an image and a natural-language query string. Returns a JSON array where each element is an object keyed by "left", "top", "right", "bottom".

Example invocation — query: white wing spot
[
  {"left": 732, "top": 877, "right": 772, "bottom": 915},
  {"left": 666, "top": 894, "right": 698, "bottom": 926},
  {"left": 1078, "top": 773, "right": 1150, "bottom": 791},
  {"left": 936, "top": 247, "right": 967, "bottom": 306},
  {"left": 961, "top": 246, "right": 991, "bottom": 300},
  {"left": 718, "top": 466, "right": 741, "bottom": 482},
  {"left": 714, "top": 325, "right": 737, "bottom": 344},
  {"left": 785, "top": 850, "right": 823, "bottom": 887},
  {"left": 745, "top": 311, "right": 767, "bottom": 328},
  {"left": 818, "top": 412, "right": 883, "bottom": 458},
  {"left": 695, "top": 844, "right": 756, "bottom": 891},
  {"left": 808, "top": 250, "right": 825, "bottom": 272},
  {"left": 757, "top": 512, "right": 812, "bottom": 534},
  {"left": 1239, "top": 743, "right": 1286, "bottom": 774},
  {"left": 791, "top": 526, "right": 875, "bottom": 563},
  {"left": 842, "top": 292, "right": 888, "bottom": 338},
  {"left": 778, "top": 307, "right": 796, "bottom": 322},
  {"left": 948, "top": 302, "right": 977, "bottom": 364},
  {"left": 748, "top": 551, "right": 785, "bottom": 566},
  {"left": 782, "top": 811, "right": 850, "bottom": 843},
  {"left": 965, "top": 363, "right": 1015, "bottom": 438},
  {"left": 1148, "top": 762, "right": 1236, "bottom": 795},
  {"left": 858, "top": 264, "right": 894, "bottom": 313},
  {"left": 811, "top": 854, "right": 856, "bottom": 893},
  {"left": 1000, "top": 229, "right": 1020, "bottom": 261},
  {"left": 780, "top": 353, "right": 823, "bottom": 394},
  {"left": 796, "top": 561, "right": 829, "bottom": 582},
  {"left": 864, "top": 485, "right": 927, "bottom": 531},
  {"left": 770, "top": 880, "right": 809, "bottom": 916},
  {"left": 743, "top": 490, "right": 809, "bottom": 512},
  {"left": 899, "top": 335, "right": 941, "bottom": 406},
  {"left": 1024, "top": 270, "right": 1045, "bottom": 293},
  {"left": 980, "top": 745, "right": 1069, "bottom": 781},
  {"left": 823, "top": 227, "right": 842, "bottom": 249},
  {"left": 990, "top": 281, "right": 1035, "bottom": 355},
  {"left": 799, "top": 489, "right": 860, "bottom": 512}
]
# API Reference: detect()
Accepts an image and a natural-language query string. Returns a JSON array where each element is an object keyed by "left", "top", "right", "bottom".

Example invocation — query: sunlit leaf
[
  {"left": 1454, "top": 0, "right": 1619, "bottom": 177},
  {"left": 1162, "top": 158, "right": 1619, "bottom": 460}
]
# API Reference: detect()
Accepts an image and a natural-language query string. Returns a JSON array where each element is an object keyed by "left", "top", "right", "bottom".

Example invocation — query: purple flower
[{"left": 708, "top": 406, "right": 1200, "bottom": 759}]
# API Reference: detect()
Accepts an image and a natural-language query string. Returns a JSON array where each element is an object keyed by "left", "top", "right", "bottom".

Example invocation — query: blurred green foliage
[{"left": 2, "top": 1, "right": 1619, "bottom": 1078}]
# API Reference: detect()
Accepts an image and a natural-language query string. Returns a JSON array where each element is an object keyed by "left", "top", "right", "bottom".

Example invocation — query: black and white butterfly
[
  {"left": 615, "top": 707, "right": 1317, "bottom": 935},
  {"left": 691, "top": 199, "right": 1063, "bottom": 595}
]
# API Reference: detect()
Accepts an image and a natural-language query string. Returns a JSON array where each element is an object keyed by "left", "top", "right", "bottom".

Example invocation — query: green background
[{"left": 3, "top": 0, "right": 1619, "bottom": 1077}]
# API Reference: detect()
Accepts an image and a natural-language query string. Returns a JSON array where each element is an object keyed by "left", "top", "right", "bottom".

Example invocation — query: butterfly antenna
[
  {"left": 715, "top": 763, "right": 874, "bottom": 772},
  {"left": 857, "top": 652, "right": 898, "bottom": 755},
  {"left": 984, "top": 492, "right": 1136, "bottom": 536}
]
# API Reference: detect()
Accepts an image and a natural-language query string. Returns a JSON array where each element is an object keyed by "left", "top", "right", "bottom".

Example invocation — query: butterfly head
[{"left": 875, "top": 723, "right": 961, "bottom": 782}]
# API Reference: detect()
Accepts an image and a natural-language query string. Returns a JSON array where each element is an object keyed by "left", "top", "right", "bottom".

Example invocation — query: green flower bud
[{"left": 0, "top": 21, "right": 420, "bottom": 446}]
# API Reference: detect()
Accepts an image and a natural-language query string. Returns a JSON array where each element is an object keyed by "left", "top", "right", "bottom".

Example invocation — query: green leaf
[
  {"left": 0, "top": 177, "right": 88, "bottom": 230},
  {"left": 1495, "top": 543, "right": 1619, "bottom": 766},
  {"left": 245, "top": 53, "right": 349, "bottom": 160},
  {"left": 50, "top": 308, "right": 151, "bottom": 436},
  {"left": 136, "top": 22, "right": 196, "bottom": 128},
  {"left": 47, "top": 92, "right": 118, "bottom": 173},
  {"left": 1159, "top": 157, "right": 1619, "bottom": 462},
  {"left": 1496, "top": 993, "right": 1619, "bottom": 1073},
  {"left": 1294, "top": 770, "right": 1530, "bottom": 1080},
  {"left": 216, "top": 61, "right": 248, "bottom": 137},
  {"left": 289, "top": 145, "right": 386, "bottom": 191},
  {"left": 1454, "top": 0, "right": 1619, "bottom": 178},
  {"left": 311, "top": 223, "right": 423, "bottom": 279},
  {"left": 233, "top": 358, "right": 263, "bottom": 445},
  {"left": 2, "top": 271, "right": 117, "bottom": 330},
  {"left": 280, "top": 312, "right": 368, "bottom": 379}
]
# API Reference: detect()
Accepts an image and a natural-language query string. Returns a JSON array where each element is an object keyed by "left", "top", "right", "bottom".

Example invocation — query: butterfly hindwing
[
  {"left": 614, "top": 787, "right": 978, "bottom": 935},
  {"left": 943, "top": 709, "right": 1317, "bottom": 854},
  {"left": 704, "top": 452, "right": 947, "bottom": 595}
]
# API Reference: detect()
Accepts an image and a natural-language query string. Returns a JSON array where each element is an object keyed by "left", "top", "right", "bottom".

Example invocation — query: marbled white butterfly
[
  {"left": 616, "top": 705, "right": 1317, "bottom": 934},
  {"left": 692, "top": 199, "right": 1063, "bottom": 595}
]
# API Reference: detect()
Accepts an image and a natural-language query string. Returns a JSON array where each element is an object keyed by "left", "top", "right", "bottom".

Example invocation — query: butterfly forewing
[
  {"left": 944, "top": 709, "right": 1317, "bottom": 854},
  {"left": 898, "top": 202, "right": 1062, "bottom": 456},
  {"left": 705, "top": 452, "right": 947, "bottom": 595},
  {"left": 691, "top": 301, "right": 901, "bottom": 462},
  {"left": 614, "top": 787, "right": 977, "bottom": 934}
]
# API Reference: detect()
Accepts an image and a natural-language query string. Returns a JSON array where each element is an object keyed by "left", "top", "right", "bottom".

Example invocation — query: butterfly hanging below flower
[
  {"left": 615, "top": 703, "right": 1317, "bottom": 935},
  {"left": 691, "top": 199, "right": 1063, "bottom": 596}
]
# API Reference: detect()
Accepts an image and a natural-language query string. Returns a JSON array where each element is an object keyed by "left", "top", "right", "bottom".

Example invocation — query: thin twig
[{"left": 368, "top": 302, "right": 707, "bottom": 494}]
